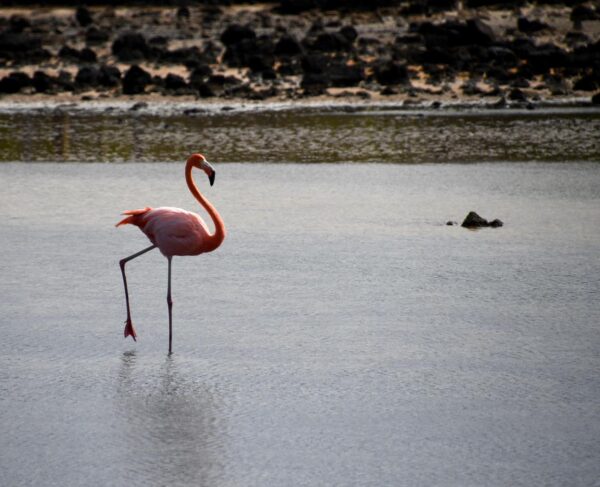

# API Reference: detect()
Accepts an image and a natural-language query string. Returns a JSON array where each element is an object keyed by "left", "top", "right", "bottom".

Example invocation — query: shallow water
[
  {"left": 0, "top": 106, "right": 599, "bottom": 163},
  {"left": 1, "top": 159, "right": 599, "bottom": 486}
]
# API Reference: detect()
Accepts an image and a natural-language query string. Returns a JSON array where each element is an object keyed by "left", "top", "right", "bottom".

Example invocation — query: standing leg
[
  {"left": 167, "top": 256, "right": 173, "bottom": 354},
  {"left": 120, "top": 245, "right": 156, "bottom": 340}
]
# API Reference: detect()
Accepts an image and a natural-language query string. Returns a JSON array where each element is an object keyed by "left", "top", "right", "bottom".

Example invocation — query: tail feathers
[
  {"left": 124, "top": 319, "right": 137, "bottom": 341},
  {"left": 115, "top": 207, "right": 152, "bottom": 227}
]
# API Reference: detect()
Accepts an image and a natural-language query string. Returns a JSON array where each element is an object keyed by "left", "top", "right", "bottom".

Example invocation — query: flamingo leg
[
  {"left": 167, "top": 256, "right": 173, "bottom": 354},
  {"left": 120, "top": 245, "right": 156, "bottom": 340}
]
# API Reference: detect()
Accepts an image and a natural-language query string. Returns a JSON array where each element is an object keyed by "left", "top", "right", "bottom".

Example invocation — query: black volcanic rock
[
  {"left": 164, "top": 73, "right": 188, "bottom": 91},
  {"left": 571, "top": 5, "right": 597, "bottom": 22},
  {"left": 328, "top": 62, "right": 364, "bottom": 87},
  {"left": 275, "top": 34, "right": 303, "bottom": 57},
  {"left": 32, "top": 71, "right": 54, "bottom": 93},
  {"left": 112, "top": 32, "right": 150, "bottom": 62},
  {"left": 517, "top": 17, "right": 549, "bottom": 34},
  {"left": 461, "top": 211, "right": 503, "bottom": 228},
  {"left": 79, "top": 47, "right": 97, "bottom": 63},
  {"left": 75, "top": 66, "right": 100, "bottom": 88},
  {"left": 86, "top": 26, "right": 109, "bottom": 46},
  {"left": 307, "top": 31, "right": 353, "bottom": 52},
  {"left": 58, "top": 45, "right": 80, "bottom": 62},
  {"left": 9, "top": 15, "right": 30, "bottom": 33},
  {"left": 0, "top": 32, "right": 50, "bottom": 64},
  {"left": 122, "top": 65, "right": 152, "bottom": 95},
  {"left": 98, "top": 65, "right": 121, "bottom": 87},
  {"left": 75, "top": 6, "right": 93, "bottom": 27},
  {"left": 508, "top": 87, "right": 527, "bottom": 101},
  {"left": 417, "top": 19, "right": 496, "bottom": 48},
  {"left": 220, "top": 24, "right": 256, "bottom": 47},
  {"left": 573, "top": 74, "right": 599, "bottom": 91},
  {"left": 0, "top": 71, "right": 31, "bottom": 93},
  {"left": 223, "top": 35, "right": 274, "bottom": 69},
  {"left": 374, "top": 60, "right": 409, "bottom": 85}
]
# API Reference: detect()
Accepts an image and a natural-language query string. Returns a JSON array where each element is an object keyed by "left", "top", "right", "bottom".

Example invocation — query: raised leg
[
  {"left": 120, "top": 245, "right": 156, "bottom": 340},
  {"left": 167, "top": 256, "right": 173, "bottom": 354}
]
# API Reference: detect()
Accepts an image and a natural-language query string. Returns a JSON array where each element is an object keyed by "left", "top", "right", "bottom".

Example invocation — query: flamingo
[{"left": 116, "top": 153, "right": 226, "bottom": 353}]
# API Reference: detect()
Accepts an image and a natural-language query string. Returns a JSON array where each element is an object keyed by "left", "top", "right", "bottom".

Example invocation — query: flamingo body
[
  {"left": 116, "top": 154, "right": 225, "bottom": 353},
  {"left": 118, "top": 206, "right": 214, "bottom": 257}
]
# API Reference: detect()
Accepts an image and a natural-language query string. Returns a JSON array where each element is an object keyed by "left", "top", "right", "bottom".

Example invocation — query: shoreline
[
  {"left": 2, "top": 3, "right": 599, "bottom": 113},
  {"left": 0, "top": 93, "right": 597, "bottom": 116}
]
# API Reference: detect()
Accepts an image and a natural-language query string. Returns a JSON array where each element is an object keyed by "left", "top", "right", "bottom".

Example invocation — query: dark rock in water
[
  {"left": 0, "top": 71, "right": 31, "bottom": 93},
  {"left": 462, "top": 211, "right": 488, "bottom": 228},
  {"left": 446, "top": 220, "right": 457, "bottom": 226},
  {"left": 591, "top": 92, "right": 600, "bottom": 105},
  {"left": 75, "top": 6, "right": 93, "bottom": 27},
  {"left": 122, "top": 65, "right": 152, "bottom": 95},
  {"left": 461, "top": 211, "right": 502, "bottom": 228},
  {"left": 518, "top": 17, "right": 548, "bottom": 34}
]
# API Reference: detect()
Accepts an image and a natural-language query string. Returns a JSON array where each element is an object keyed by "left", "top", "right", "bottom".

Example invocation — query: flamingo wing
[{"left": 142, "top": 207, "right": 212, "bottom": 256}]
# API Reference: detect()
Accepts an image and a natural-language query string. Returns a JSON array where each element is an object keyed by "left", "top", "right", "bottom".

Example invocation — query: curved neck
[{"left": 185, "top": 160, "right": 226, "bottom": 252}]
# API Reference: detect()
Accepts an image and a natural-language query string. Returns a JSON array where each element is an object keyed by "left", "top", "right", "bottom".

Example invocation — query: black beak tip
[{"left": 209, "top": 172, "right": 215, "bottom": 186}]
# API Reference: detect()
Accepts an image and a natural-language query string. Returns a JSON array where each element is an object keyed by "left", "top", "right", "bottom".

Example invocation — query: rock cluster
[
  {"left": 0, "top": 2, "right": 599, "bottom": 103},
  {"left": 461, "top": 211, "right": 503, "bottom": 228}
]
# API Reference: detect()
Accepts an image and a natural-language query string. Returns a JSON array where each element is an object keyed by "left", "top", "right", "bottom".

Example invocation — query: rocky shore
[{"left": 1, "top": 1, "right": 599, "bottom": 108}]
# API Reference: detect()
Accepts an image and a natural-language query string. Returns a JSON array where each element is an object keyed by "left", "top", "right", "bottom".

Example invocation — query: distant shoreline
[
  {"left": 0, "top": 94, "right": 597, "bottom": 117},
  {"left": 1, "top": 3, "right": 599, "bottom": 109}
]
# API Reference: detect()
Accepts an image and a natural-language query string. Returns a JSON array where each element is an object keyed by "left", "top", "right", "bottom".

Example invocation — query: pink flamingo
[{"left": 116, "top": 153, "right": 226, "bottom": 353}]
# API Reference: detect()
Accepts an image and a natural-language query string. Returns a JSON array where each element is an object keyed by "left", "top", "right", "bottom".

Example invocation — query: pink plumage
[{"left": 116, "top": 154, "right": 226, "bottom": 353}]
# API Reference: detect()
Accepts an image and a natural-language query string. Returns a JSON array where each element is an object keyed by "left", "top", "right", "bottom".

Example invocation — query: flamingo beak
[{"left": 208, "top": 170, "right": 215, "bottom": 186}]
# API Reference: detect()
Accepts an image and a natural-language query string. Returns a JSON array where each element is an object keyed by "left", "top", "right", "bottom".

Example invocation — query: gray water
[{"left": 1, "top": 110, "right": 600, "bottom": 486}]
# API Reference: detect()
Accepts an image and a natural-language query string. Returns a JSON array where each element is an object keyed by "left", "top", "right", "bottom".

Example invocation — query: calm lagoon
[{"left": 1, "top": 107, "right": 599, "bottom": 486}]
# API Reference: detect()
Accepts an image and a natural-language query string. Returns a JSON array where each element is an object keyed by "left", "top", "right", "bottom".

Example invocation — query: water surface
[
  {"left": 1, "top": 159, "right": 599, "bottom": 486},
  {"left": 1, "top": 106, "right": 599, "bottom": 162}
]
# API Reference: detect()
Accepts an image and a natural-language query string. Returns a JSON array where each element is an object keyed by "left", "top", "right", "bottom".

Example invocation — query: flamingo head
[{"left": 189, "top": 153, "right": 216, "bottom": 186}]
